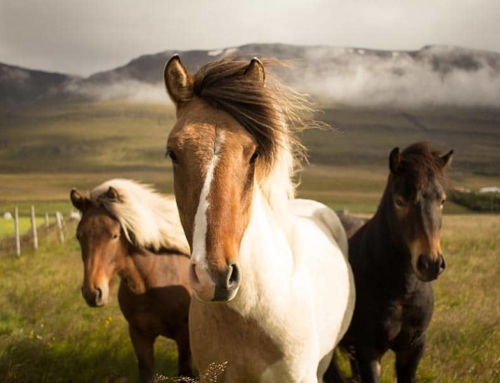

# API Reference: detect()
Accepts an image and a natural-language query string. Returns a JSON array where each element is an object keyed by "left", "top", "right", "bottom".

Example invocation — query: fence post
[
  {"left": 45, "top": 212, "right": 50, "bottom": 228},
  {"left": 56, "top": 212, "right": 65, "bottom": 243},
  {"left": 14, "top": 207, "right": 21, "bottom": 257},
  {"left": 30, "top": 205, "right": 38, "bottom": 250}
]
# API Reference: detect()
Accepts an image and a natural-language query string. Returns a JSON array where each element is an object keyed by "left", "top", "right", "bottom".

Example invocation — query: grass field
[
  {"left": 0, "top": 223, "right": 180, "bottom": 383},
  {"left": 1, "top": 101, "right": 499, "bottom": 382},
  {"left": 0, "top": 214, "right": 499, "bottom": 382},
  {"left": 0, "top": 216, "right": 47, "bottom": 239}
]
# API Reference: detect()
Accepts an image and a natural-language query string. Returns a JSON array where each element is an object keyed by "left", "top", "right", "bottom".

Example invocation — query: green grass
[
  {"left": 0, "top": 216, "right": 46, "bottom": 239},
  {"left": 419, "top": 215, "right": 500, "bottom": 382},
  {"left": 0, "top": 101, "right": 499, "bottom": 381},
  {"left": 0, "top": 205, "right": 66, "bottom": 239},
  {"left": 335, "top": 215, "right": 500, "bottom": 382},
  {"left": 1, "top": 215, "right": 499, "bottom": 382},
  {"left": 0, "top": 223, "right": 180, "bottom": 383}
]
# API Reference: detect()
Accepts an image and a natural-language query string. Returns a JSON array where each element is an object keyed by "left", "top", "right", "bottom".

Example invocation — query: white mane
[
  {"left": 89, "top": 179, "right": 190, "bottom": 255},
  {"left": 256, "top": 133, "right": 297, "bottom": 221}
]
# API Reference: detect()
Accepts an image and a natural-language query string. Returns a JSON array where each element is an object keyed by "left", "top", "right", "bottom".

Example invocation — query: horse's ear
[
  {"left": 440, "top": 149, "right": 454, "bottom": 168},
  {"left": 106, "top": 186, "right": 120, "bottom": 202},
  {"left": 70, "top": 189, "right": 88, "bottom": 212},
  {"left": 244, "top": 58, "right": 265, "bottom": 85},
  {"left": 164, "top": 54, "right": 194, "bottom": 105},
  {"left": 389, "top": 147, "right": 401, "bottom": 174}
]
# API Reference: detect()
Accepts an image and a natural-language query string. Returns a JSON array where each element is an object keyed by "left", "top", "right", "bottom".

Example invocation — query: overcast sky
[{"left": 1, "top": 0, "right": 499, "bottom": 77}]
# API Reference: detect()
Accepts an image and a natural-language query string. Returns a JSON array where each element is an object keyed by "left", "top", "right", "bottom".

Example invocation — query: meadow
[
  {"left": 1, "top": 214, "right": 499, "bottom": 382},
  {"left": 1, "top": 101, "right": 499, "bottom": 382}
]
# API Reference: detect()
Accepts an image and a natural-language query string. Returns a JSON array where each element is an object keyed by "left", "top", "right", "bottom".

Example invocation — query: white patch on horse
[{"left": 191, "top": 131, "right": 226, "bottom": 266}]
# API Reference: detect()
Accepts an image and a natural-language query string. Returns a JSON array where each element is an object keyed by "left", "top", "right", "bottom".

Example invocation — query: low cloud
[
  {"left": 64, "top": 80, "right": 168, "bottom": 103},
  {"left": 61, "top": 45, "right": 500, "bottom": 109},
  {"left": 295, "top": 46, "right": 500, "bottom": 109}
]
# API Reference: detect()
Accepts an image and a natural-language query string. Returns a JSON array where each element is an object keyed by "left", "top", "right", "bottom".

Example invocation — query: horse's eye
[
  {"left": 395, "top": 198, "right": 404, "bottom": 207},
  {"left": 441, "top": 198, "right": 446, "bottom": 206},
  {"left": 250, "top": 151, "right": 259, "bottom": 164},
  {"left": 165, "top": 149, "right": 179, "bottom": 164},
  {"left": 112, "top": 233, "right": 119, "bottom": 240}
]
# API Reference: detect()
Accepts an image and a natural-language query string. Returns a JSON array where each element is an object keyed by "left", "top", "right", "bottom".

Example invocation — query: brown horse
[
  {"left": 163, "top": 55, "right": 354, "bottom": 382},
  {"left": 70, "top": 179, "right": 193, "bottom": 383},
  {"left": 338, "top": 142, "right": 453, "bottom": 383}
]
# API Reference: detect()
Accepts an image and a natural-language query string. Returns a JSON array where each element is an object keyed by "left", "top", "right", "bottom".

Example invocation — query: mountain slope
[
  {"left": 2, "top": 43, "right": 500, "bottom": 108},
  {"left": 0, "top": 63, "right": 79, "bottom": 104},
  {"left": 73, "top": 43, "right": 500, "bottom": 108}
]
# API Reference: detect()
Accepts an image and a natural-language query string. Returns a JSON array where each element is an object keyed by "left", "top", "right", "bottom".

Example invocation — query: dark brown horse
[
  {"left": 70, "top": 179, "right": 193, "bottom": 383},
  {"left": 339, "top": 142, "right": 453, "bottom": 383}
]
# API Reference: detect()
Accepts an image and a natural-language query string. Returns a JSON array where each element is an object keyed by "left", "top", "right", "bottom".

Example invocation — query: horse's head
[
  {"left": 164, "top": 55, "right": 304, "bottom": 303},
  {"left": 71, "top": 187, "right": 125, "bottom": 307},
  {"left": 164, "top": 56, "right": 267, "bottom": 303},
  {"left": 386, "top": 143, "right": 453, "bottom": 281}
]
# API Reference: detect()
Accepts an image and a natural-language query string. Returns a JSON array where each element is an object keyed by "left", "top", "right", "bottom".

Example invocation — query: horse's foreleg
[
  {"left": 129, "top": 325, "right": 156, "bottom": 383},
  {"left": 355, "top": 347, "right": 381, "bottom": 383},
  {"left": 394, "top": 336, "right": 426, "bottom": 383},
  {"left": 175, "top": 326, "right": 194, "bottom": 378}
]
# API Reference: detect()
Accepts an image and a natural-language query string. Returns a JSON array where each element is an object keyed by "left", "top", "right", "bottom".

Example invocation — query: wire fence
[{"left": 1, "top": 206, "right": 80, "bottom": 257}]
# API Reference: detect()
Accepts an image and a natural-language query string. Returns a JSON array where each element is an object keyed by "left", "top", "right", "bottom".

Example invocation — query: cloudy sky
[{"left": 1, "top": 0, "right": 499, "bottom": 77}]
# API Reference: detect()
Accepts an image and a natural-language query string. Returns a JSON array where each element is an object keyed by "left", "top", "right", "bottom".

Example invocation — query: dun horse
[
  {"left": 163, "top": 55, "right": 355, "bottom": 382},
  {"left": 70, "top": 179, "right": 193, "bottom": 383},
  {"left": 339, "top": 142, "right": 453, "bottom": 383}
]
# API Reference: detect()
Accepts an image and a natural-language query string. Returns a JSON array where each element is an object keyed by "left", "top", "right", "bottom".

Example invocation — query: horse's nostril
[
  {"left": 417, "top": 254, "right": 429, "bottom": 271},
  {"left": 228, "top": 263, "right": 240, "bottom": 289},
  {"left": 438, "top": 254, "right": 446, "bottom": 274},
  {"left": 189, "top": 263, "right": 200, "bottom": 285},
  {"left": 95, "top": 287, "right": 102, "bottom": 300}
]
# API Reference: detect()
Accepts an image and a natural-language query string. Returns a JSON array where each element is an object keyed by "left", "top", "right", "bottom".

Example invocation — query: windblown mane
[
  {"left": 89, "top": 179, "right": 190, "bottom": 255},
  {"left": 192, "top": 56, "right": 321, "bottom": 211},
  {"left": 399, "top": 142, "right": 450, "bottom": 190}
]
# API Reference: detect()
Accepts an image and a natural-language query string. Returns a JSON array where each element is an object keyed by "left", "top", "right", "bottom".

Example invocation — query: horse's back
[
  {"left": 336, "top": 210, "right": 369, "bottom": 240},
  {"left": 288, "top": 198, "right": 348, "bottom": 258}
]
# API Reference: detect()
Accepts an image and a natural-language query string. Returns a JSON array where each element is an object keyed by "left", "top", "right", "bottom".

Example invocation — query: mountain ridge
[{"left": 2, "top": 43, "right": 500, "bottom": 108}]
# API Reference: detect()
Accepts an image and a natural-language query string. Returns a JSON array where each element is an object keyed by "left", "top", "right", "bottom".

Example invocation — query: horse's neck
[
  {"left": 230, "top": 188, "right": 294, "bottom": 315},
  {"left": 362, "top": 194, "right": 418, "bottom": 287},
  {"left": 119, "top": 245, "right": 158, "bottom": 294}
]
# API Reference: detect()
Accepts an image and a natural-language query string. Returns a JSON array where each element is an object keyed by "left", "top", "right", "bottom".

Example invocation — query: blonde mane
[{"left": 89, "top": 179, "right": 190, "bottom": 255}]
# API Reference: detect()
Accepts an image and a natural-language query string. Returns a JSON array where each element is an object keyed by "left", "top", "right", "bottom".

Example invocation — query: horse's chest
[
  {"left": 381, "top": 292, "right": 434, "bottom": 345},
  {"left": 118, "top": 282, "right": 189, "bottom": 338},
  {"left": 190, "top": 300, "right": 289, "bottom": 382}
]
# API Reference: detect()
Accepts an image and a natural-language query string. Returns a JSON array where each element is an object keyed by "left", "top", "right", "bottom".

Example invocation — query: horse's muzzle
[
  {"left": 416, "top": 253, "right": 446, "bottom": 281},
  {"left": 189, "top": 262, "right": 240, "bottom": 303},
  {"left": 81, "top": 286, "right": 107, "bottom": 307}
]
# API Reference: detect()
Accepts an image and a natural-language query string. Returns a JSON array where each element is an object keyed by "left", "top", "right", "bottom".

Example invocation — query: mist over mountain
[
  {"left": 2, "top": 43, "right": 500, "bottom": 108},
  {"left": 0, "top": 63, "right": 79, "bottom": 105}
]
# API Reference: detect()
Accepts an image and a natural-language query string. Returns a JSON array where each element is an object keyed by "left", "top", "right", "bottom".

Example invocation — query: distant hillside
[
  {"left": 0, "top": 63, "right": 79, "bottom": 104},
  {"left": 0, "top": 102, "right": 498, "bottom": 207},
  {"left": 2, "top": 43, "right": 500, "bottom": 108}
]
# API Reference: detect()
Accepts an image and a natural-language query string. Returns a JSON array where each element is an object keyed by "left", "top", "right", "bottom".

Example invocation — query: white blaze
[{"left": 191, "top": 131, "right": 225, "bottom": 265}]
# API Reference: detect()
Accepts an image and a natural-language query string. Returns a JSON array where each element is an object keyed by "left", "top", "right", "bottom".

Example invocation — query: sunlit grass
[
  {"left": 1, "top": 101, "right": 499, "bottom": 381},
  {"left": 1, "top": 215, "right": 499, "bottom": 382},
  {"left": 0, "top": 226, "right": 180, "bottom": 382},
  {"left": 336, "top": 215, "right": 500, "bottom": 382},
  {"left": 0, "top": 216, "right": 48, "bottom": 239}
]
